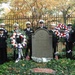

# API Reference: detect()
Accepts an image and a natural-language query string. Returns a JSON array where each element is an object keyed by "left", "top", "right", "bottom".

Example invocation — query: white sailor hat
[
  {"left": 26, "top": 21, "right": 31, "bottom": 25},
  {"left": 13, "top": 23, "right": 19, "bottom": 27},
  {"left": 39, "top": 20, "right": 45, "bottom": 23},
  {"left": 0, "top": 28, "right": 4, "bottom": 31},
  {"left": 0, "top": 23, "right": 5, "bottom": 25},
  {"left": 68, "top": 23, "right": 72, "bottom": 24},
  {"left": 67, "top": 23, "right": 72, "bottom": 26},
  {"left": 51, "top": 23, "right": 56, "bottom": 26}
]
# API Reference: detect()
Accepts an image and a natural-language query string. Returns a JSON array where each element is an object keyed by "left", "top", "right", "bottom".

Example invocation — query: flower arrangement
[
  {"left": 10, "top": 32, "right": 27, "bottom": 48},
  {"left": 10, "top": 31, "right": 27, "bottom": 63},
  {"left": 55, "top": 24, "right": 68, "bottom": 37}
]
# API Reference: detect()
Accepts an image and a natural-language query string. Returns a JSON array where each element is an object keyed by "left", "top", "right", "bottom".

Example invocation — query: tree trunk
[{"left": 62, "top": 11, "right": 67, "bottom": 24}]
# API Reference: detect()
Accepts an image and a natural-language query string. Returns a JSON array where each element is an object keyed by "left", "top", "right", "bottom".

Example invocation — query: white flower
[
  {"left": 13, "top": 33, "right": 16, "bottom": 36},
  {"left": 55, "top": 52, "right": 59, "bottom": 55}
]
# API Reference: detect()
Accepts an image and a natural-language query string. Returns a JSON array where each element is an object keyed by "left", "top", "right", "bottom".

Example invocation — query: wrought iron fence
[{"left": 0, "top": 15, "right": 75, "bottom": 31}]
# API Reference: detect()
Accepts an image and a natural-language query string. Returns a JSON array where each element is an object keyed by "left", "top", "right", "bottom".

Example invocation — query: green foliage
[
  {"left": 57, "top": 45, "right": 75, "bottom": 58},
  {"left": 47, "top": 59, "right": 75, "bottom": 75},
  {"left": 71, "top": 19, "right": 75, "bottom": 30},
  {"left": 0, "top": 58, "right": 75, "bottom": 75},
  {"left": 58, "top": 37, "right": 65, "bottom": 43},
  {"left": 0, "top": 19, "right": 3, "bottom": 23},
  {"left": 58, "top": 52, "right": 66, "bottom": 58}
]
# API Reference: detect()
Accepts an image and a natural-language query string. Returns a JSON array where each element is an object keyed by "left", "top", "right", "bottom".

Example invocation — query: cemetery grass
[{"left": 0, "top": 54, "right": 75, "bottom": 75}]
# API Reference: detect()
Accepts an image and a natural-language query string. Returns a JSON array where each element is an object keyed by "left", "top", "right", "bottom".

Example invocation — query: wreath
[
  {"left": 55, "top": 24, "right": 68, "bottom": 37},
  {"left": 10, "top": 32, "right": 27, "bottom": 48}
]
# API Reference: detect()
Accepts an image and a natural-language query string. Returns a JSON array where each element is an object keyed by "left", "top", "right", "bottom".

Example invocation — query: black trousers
[
  {"left": 66, "top": 41, "right": 73, "bottom": 59},
  {"left": 53, "top": 44, "right": 57, "bottom": 58},
  {"left": 0, "top": 48, "right": 7, "bottom": 64},
  {"left": 66, "top": 41, "right": 69, "bottom": 58},
  {"left": 13, "top": 50, "right": 17, "bottom": 60},
  {"left": 25, "top": 43, "right": 32, "bottom": 59}
]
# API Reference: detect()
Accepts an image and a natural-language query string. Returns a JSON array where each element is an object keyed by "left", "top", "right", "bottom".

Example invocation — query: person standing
[
  {"left": 0, "top": 28, "right": 8, "bottom": 64},
  {"left": 0, "top": 23, "right": 8, "bottom": 37},
  {"left": 10, "top": 23, "right": 27, "bottom": 63},
  {"left": 10, "top": 23, "right": 20, "bottom": 60},
  {"left": 24, "top": 21, "right": 34, "bottom": 60},
  {"left": 0, "top": 23, "right": 8, "bottom": 63},
  {"left": 67, "top": 25, "right": 74, "bottom": 59},
  {"left": 37, "top": 20, "right": 47, "bottom": 29},
  {"left": 65, "top": 24, "right": 72, "bottom": 59},
  {"left": 49, "top": 24, "right": 59, "bottom": 59}
]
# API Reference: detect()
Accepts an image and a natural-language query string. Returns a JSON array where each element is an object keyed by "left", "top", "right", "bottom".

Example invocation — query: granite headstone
[{"left": 32, "top": 29, "right": 53, "bottom": 62}]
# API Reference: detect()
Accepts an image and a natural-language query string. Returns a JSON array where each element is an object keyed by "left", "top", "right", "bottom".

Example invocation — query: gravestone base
[{"left": 32, "top": 56, "right": 53, "bottom": 62}]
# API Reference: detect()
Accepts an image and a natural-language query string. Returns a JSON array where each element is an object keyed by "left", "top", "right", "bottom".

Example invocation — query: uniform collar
[{"left": 27, "top": 28, "right": 30, "bottom": 31}]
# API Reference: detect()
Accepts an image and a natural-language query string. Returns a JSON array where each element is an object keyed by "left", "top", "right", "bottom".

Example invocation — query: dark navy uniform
[
  {"left": 37, "top": 26, "right": 47, "bottom": 29},
  {"left": 67, "top": 29, "right": 75, "bottom": 59},
  {"left": 65, "top": 24, "right": 72, "bottom": 59},
  {"left": 0, "top": 29, "right": 8, "bottom": 64},
  {"left": 24, "top": 28, "right": 34, "bottom": 59},
  {"left": 4, "top": 28, "right": 8, "bottom": 61},
  {"left": 49, "top": 29, "right": 59, "bottom": 58}
]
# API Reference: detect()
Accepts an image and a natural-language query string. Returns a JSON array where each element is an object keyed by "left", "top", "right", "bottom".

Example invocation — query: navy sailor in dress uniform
[
  {"left": 67, "top": 25, "right": 75, "bottom": 59},
  {"left": 24, "top": 21, "right": 34, "bottom": 60},
  {"left": 0, "top": 28, "right": 8, "bottom": 64},
  {"left": 10, "top": 23, "right": 26, "bottom": 63},
  {"left": 37, "top": 20, "right": 47, "bottom": 29},
  {"left": 49, "top": 24, "right": 59, "bottom": 58},
  {"left": 65, "top": 24, "right": 72, "bottom": 59},
  {"left": 0, "top": 23, "right": 8, "bottom": 37},
  {"left": 0, "top": 23, "right": 8, "bottom": 64}
]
